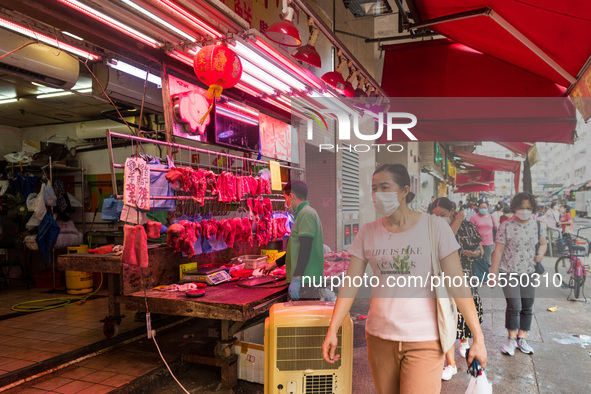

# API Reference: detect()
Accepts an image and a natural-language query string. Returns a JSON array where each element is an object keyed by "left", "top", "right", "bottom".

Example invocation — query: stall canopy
[
  {"left": 409, "top": 1, "right": 591, "bottom": 88},
  {"left": 455, "top": 150, "right": 521, "bottom": 193},
  {"left": 382, "top": 39, "right": 568, "bottom": 97},
  {"left": 376, "top": 97, "right": 576, "bottom": 143},
  {"left": 455, "top": 183, "right": 496, "bottom": 194}
]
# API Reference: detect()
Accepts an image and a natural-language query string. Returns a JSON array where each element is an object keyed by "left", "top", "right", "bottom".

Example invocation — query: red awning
[
  {"left": 456, "top": 169, "right": 494, "bottom": 186},
  {"left": 375, "top": 97, "right": 576, "bottom": 143},
  {"left": 382, "top": 39, "right": 568, "bottom": 97},
  {"left": 411, "top": 1, "right": 591, "bottom": 88},
  {"left": 496, "top": 142, "right": 533, "bottom": 157},
  {"left": 455, "top": 150, "right": 521, "bottom": 193},
  {"left": 455, "top": 183, "right": 495, "bottom": 194}
]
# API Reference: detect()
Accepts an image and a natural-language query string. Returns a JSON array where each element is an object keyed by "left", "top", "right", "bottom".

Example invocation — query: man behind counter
[{"left": 262, "top": 180, "right": 324, "bottom": 300}]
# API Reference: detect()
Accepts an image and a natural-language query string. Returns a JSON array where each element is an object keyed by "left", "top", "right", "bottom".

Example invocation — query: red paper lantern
[
  {"left": 193, "top": 44, "right": 242, "bottom": 99},
  {"left": 193, "top": 44, "right": 242, "bottom": 124}
]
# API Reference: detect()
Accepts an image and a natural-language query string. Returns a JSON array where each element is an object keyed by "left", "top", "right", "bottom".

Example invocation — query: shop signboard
[
  {"left": 344, "top": 224, "right": 351, "bottom": 245},
  {"left": 569, "top": 64, "right": 591, "bottom": 122}
]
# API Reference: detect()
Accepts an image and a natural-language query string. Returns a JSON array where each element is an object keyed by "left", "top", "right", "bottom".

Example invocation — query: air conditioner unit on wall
[
  {"left": 75, "top": 119, "right": 134, "bottom": 141},
  {"left": 92, "top": 63, "right": 163, "bottom": 113},
  {"left": 0, "top": 29, "right": 79, "bottom": 89},
  {"left": 265, "top": 302, "right": 353, "bottom": 394}
]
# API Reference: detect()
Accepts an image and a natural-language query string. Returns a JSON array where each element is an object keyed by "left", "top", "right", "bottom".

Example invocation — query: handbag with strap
[
  {"left": 491, "top": 215, "right": 497, "bottom": 242},
  {"left": 534, "top": 221, "right": 545, "bottom": 274},
  {"left": 428, "top": 215, "right": 458, "bottom": 353}
]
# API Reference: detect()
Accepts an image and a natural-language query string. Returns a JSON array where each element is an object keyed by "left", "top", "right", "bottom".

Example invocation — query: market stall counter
[{"left": 57, "top": 244, "right": 287, "bottom": 389}]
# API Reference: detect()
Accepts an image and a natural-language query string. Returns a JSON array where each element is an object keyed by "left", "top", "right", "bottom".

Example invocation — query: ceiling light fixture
[
  {"left": 167, "top": 50, "right": 194, "bottom": 66},
  {"left": 291, "top": 19, "right": 321, "bottom": 68},
  {"left": 0, "top": 98, "right": 18, "bottom": 105},
  {"left": 240, "top": 58, "right": 291, "bottom": 93},
  {"left": 108, "top": 59, "right": 162, "bottom": 85},
  {"left": 233, "top": 83, "right": 260, "bottom": 97},
  {"left": 263, "top": 97, "right": 291, "bottom": 113},
  {"left": 249, "top": 37, "right": 322, "bottom": 90},
  {"left": 234, "top": 42, "right": 306, "bottom": 91},
  {"left": 154, "top": 0, "right": 222, "bottom": 38},
  {"left": 37, "top": 87, "right": 92, "bottom": 99},
  {"left": 56, "top": 0, "right": 161, "bottom": 48},
  {"left": 0, "top": 16, "right": 100, "bottom": 60},
  {"left": 265, "top": 0, "right": 302, "bottom": 47},
  {"left": 240, "top": 73, "right": 276, "bottom": 95},
  {"left": 120, "top": 0, "right": 196, "bottom": 42},
  {"left": 62, "top": 31, "right": 84, "bottom": 41}
]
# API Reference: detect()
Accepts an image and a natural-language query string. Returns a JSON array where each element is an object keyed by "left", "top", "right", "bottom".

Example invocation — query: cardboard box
[{"left": 232, "top": 341, "right": 264, "bottom": 384}]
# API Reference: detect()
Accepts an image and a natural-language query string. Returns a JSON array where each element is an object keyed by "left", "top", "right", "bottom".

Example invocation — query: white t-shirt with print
[
  {"left": 349, "top": 213, "right": 460, "bottom": 342},
  {"left": 496, "top": 217, "right": 547, "bottom": 274}
]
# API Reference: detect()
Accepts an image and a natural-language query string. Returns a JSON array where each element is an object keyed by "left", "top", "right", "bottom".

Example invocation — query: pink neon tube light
[
  {"left": 250, "top": 37, "right": 323, "bottom": 90},
  {"left": 154, "top": 0, "right": 222, "bottom": 39},
  {"left": 57, "top": 0, "right": 161, "bottom": 48},
  {"left": 0, "top": 16, "right": 100, "bottom": 60}
]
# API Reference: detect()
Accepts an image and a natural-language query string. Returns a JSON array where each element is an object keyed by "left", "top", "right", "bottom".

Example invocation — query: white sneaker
[
  {"left": 501, "top": 337, "right": 517, "bottom": 356},
  {"left": 459, "top": 341, "right": 470, "bottom": 358},
  {"left": 441, "top": 365, "right": 457, "bottom": 381}
]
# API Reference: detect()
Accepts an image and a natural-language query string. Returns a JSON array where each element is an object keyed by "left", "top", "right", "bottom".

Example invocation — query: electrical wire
[
  {"left": 11, "top": 273, "right": 103, "bottom": 312},
  {"left": 140, "top": 267, "right": 190, "bottom": 393}
]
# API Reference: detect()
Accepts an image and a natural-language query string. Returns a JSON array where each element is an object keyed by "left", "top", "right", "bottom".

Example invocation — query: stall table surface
[{"left": 57, "top": 247, "right": 287, "bottom": 389}]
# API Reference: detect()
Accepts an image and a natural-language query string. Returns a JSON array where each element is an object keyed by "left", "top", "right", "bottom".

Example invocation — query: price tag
[{"left": 269, "top": 160, "right": 282, "bottom": 191}]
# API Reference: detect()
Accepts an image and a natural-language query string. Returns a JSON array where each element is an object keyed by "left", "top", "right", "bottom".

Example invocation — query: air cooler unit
[
  {"left": 265, "top": 301, "right": 353, "bottom": 394},
  {"left": 0, "top": 29, "right": 79, "bottom": 89}
]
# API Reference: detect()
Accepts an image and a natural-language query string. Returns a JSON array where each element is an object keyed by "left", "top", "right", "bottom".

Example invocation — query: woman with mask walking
[
  {"left": 490, "top": 192, "right": 547, "bottom": 355},
  {"left": 431, "top": 198, "right": 484, "bottom": 381},
  {"left": 470, "top": 201, "right": 498, "bottom": 271},
  {"left": 321, "top": 164, "right": 487, "bottom": 394}
]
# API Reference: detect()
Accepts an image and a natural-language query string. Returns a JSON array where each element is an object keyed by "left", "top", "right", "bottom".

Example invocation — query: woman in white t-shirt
[{"left": 321, "top": 164, "right": 487, "bottom": 394}]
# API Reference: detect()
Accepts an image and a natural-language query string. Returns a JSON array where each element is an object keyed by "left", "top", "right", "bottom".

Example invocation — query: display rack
[
  {"left": 106, "top": 131, "right": 303, "bottom": 205},
  {"left": 47, "top": 156, "right": 84, "bottom": 289}
]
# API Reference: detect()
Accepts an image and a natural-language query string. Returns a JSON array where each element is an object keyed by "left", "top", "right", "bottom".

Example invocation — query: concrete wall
[{"left": 0, "top": 125, "right": 22, "bottom": 158}]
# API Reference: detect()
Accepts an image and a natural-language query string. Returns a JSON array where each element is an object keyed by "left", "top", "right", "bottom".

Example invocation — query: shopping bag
[
  {"left": 101, "top": 195, "right": 124, "bottom": 221},
  {"left": 465, "top": 372, "right": 493, "bottom": 394}
]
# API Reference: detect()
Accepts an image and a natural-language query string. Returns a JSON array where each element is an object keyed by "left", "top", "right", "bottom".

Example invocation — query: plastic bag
[
  {"left": 148, "top": 157, "right": 176, "bottom": 211},
  {"left": 465, "top": 372, "right": 493, "bottom": 394},
  {"left": 44, "top": 183, "right": 57, "bottom": 206},
  {"left": 101, "top": 195, "right": 123, "bottom": 221},
  {"left": 32, "top": 184, "right": 48, "bottom": 221}
]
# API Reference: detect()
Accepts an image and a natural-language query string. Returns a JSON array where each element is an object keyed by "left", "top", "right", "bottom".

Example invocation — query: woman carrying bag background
[
  {"left": 431, "top": 197, "right": 485, "bottom": 381},
  {"left": 321, "top": 164, "right": 487, "bottom": 394},
  {"left": 490, "top": 192, "right": 547, "bottom": 356}
]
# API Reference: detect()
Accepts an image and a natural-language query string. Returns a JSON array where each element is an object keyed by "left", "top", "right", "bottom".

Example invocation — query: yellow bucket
[
  {"left": 67, "top": 245, "right": 89, "bottom": 254},
  {"left": 65, "top": 271, "right": 93, "bottom": 295}
]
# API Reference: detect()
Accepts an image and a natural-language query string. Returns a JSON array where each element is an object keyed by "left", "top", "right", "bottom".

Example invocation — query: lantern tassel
[{"left": 199, "top": 84, "right": 224, "bottom": 125}]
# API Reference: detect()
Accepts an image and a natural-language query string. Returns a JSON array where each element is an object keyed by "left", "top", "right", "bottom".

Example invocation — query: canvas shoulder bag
[{"left": 428, "top": 214, "right": 458, "bottom": 353}]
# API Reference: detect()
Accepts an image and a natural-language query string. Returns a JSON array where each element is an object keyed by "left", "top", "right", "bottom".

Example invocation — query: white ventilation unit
[
  {"left": 0, "top": 29, "right": 79, "bottom": 89},
  {"left": 92, "top": 63, "right": 163, "bottom": 113},
  {"left": 265, "top": 302, "right": 353, "bottom": 394}
]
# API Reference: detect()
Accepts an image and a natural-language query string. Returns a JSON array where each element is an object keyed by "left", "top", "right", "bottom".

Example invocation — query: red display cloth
[{"left": 411, "top": 1, "right": 591, "bottom": 87}]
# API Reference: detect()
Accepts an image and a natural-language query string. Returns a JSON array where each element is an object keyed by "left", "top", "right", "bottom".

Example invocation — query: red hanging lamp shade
[
  {"left": 321, "top": 71, "right": 346, "bottom": 92},
  {"left": 343, "top": 82, "right": 355, "bottom": 97},
  {"left": 265, "top": 1, "right": 301, "bottom": 47},
  {"left": 291, "top": 23, "right": 321, "bottom": 68},
  {"left": 193, "top": 43, "right": 242, "bottom": 123}
]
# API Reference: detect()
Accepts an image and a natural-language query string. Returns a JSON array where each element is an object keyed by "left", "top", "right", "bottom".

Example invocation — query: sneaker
[
  {"left": 441, "top": 365, "right": 457, "bottom": 381},
  {"left": 459, "top": 341, "right": 470, "bottom": 358},
  {"left": 501, "top": 337, "right": 517, "bottom": 356},
  {"left": 517, "top": 338, "right": 535, "bottom": 354}
]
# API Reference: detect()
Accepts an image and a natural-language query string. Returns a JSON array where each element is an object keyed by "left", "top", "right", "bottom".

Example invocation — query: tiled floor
[{"left": 0, "top": 284, "right": 144, "bottom": 385}]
